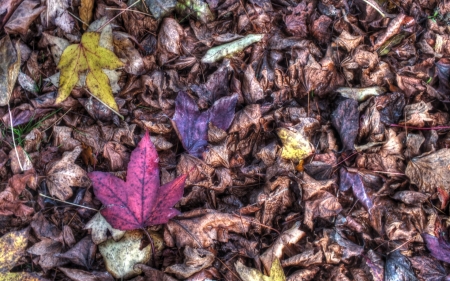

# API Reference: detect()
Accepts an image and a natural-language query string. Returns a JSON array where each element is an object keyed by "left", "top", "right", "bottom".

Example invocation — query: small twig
[
  {"left": 39, "top": 193, "right": 99, "bottom": 211},
  {"left": 387, "top": 237, "right": 414, "bottom": 254},
  {"left": 8, "top": 103, "right": 24, "bottom": 172},
  {"left": 67, "top": 11, "right": 89, "bottom": 27},
  {"left": 42, "top": 108, "right": 72, "bottom": 132},
  {"left": 105, "top": 7, "right": 151, "bottom": 17},
  {"left": 96, "top": 0, "right": 142, "bottom": 32},
  {"left": 141, "top": 228, "right": 156, "bottom": 268},
  {"left": 390, "top": 124, "right": 450, "bottom": 130}
]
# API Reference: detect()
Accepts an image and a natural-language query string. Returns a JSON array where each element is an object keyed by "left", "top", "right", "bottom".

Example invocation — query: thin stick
[
  {"left": 8, "top": 103, "right": 23, "bottom": 172},
  {"left": 67, "top": 11, "right": 89, "bottom": 27},
  {"left": 96, "top": 0, "right": 142, "bottom": 32},
  {"left": 387, "top": 237, "right": 414, "bottom": 254},
  {"left": 390, "top": 124, "right": 450, "bottom": 130},
  {"left": 105, "top": 7, "right": 151, "bottom": 17},
  {"left": 141, "top": 228, "right": 156, "bottom": 267},
  {"left": 39, "top": 193, "right": 99, "bottom": 211}
]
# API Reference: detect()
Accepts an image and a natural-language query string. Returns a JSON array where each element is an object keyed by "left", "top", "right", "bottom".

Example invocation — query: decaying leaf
[
  {"left": 405, "top": 149, "right": 450, "bottom": 193},
  {"left": 165, "top": 246, "right": 214, "bottom": 279},
  {"left": 98, "top": 230, "right": 163, "bottom": 279},
  {"left": 46, "top": 146, "right": 90, "bottom": 200},
  {"left": 57, "top": 32, "right": 124, "bottom": 113},
  {"left": 202, "top": 34, "right": 264, "bottom": 63},
  {"left": 89, "top": 132, "right": 187, "bottom": 230},
  {"left": 235, "top": 258, "right": 285, "bottom": 281},
  {"left": 0, "top": 169, "right": 36, "bottom": 217},
  {"left": 0, "top": 228, "right": 29, "bottom": 272},
  {"left": 176, "top": 0, "right": 214, "bottom": 23},
  {"left": 0, "top": 35, "right": 20, "bottom": 106}
]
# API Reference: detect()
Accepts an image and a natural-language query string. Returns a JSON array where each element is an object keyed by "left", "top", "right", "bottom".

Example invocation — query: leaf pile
[{"left": 1, "top": 0, "right": 450, "bottom": 280}]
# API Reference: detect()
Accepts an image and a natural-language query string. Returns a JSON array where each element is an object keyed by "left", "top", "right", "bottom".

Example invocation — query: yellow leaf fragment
[
  {"left": 98, "top": 230, "right": 164, "bottom": 279},
  {"left": 0, "top": 35, "right": 20, "bottom": 106},
  {"left": 277, "top": 127, "right": 314, "bottom": 162},
  {"left": 0, "top": 272, "right": 42, "bottom": 281},
  {"left": 0, "top": 228, "right": 29, "bottom": 272},
  {"left": 235, "top": 258, "right": 286, "bottom": 281},
  {"left": 80, "top": 0, "right": 94, "bottom": 30},
  {"left": 57, "top": 32, "right": 123, "bottom": 112}
]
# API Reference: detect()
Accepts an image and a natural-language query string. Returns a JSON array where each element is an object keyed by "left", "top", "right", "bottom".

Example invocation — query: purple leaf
[
  {"left": 172, "top": 91, "right": 237, "bottom": 157},
  {"left": 340, "top": 168, "right": 373, "bottom": 212},
  {"left": 423, "top": 233, "right": 450, "bottom": 264}
]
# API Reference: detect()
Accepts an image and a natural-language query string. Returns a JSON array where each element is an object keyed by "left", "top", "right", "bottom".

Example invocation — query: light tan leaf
[
  {"left": 0, "top": 35, "right": 20, "bottom": 106},
  {"left": 84, "top": 212, "right": 125, "bottom": 245}
]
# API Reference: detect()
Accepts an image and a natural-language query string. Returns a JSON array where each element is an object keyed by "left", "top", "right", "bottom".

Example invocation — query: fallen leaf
[
  {"left": 80, "top": 0, "right": 94, "bottom": 30},
  {"left": 176, "top": 0, "right": 214, "bottom": 23},
  {"left": 331, "top": 99, "right": 359, "bottom": 151},
  {"left": 46, "top": 146, "right": 90, "bottom": 200},
  {"left": 235, "top": 258, "right": 285, "bottom": 281},
  {"left": 336, "top": 86, "right": 385, "bottom": 101},
  {"left": 55, "top": 236, "right": 96, "bottom": 269},
  {"left": 59, "top": 267, "right": 114, "bottom": 281},
  {"left": 172, "top": 92, "right": 237, "bottom": 157},
  {"left": 0, "top": 35, "right": 20, "bottom": 106},
  {"left": 277, "top": 119, "right": 319, "bottom": 163},
  {"left": 260, "top": 221, "right": 305, "bottom": 273},
  {"left": 84, "top": 212, "right": 125, "bottom": 245},
  {"left": 89, "top": 132, "right": 187, "bottom": 230},
  {"left": 57, "top": 31, "right": 124, "bottom": 113},
  {"left": 165, "top": 246, "right": 214, "bottom": 279},
  {"left": 98, "top": 230, "right": 163, "bottom": 279},
  {"left": 422, "top": 233, "right": 450, "bottom": 264},
  {"left": 385, "top": 251, "right": 418, "bottom": 281},
  {"left": 201, "top": 34, "right": 264, "bottom": 64},
  {"left": 405, "top": 149, "right": 450, "bottom": 193},
  {"left": 0, "top": 228, "right": 29, "bottom": 272},
  {"left": 3, "top": 0, "right": 45, "bottom": 35},
  {"left": 0, "top": 169, "right": 35, "bottom": 217}
]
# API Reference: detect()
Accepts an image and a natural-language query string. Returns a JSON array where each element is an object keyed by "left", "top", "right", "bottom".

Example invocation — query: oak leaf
[
  {"left": 89, "top": 132, "right": 187, "bottom": 230},
  {"left": 57, "top": 31, "right": 123, "bottom": 112}
]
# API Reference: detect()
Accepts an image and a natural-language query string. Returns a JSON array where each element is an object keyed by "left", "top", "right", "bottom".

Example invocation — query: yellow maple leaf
[
  {"left": 0, "top": 228, "right": 44, "bottom": 280},
  {"left": 277, "top": 127, "right": 315, "bottom": 163},
  {"left": 57, "top": 32, "right": 123, "bottom": 112},
  {"left": 235, "top": 258, "right": 286, "bottom": 281}
]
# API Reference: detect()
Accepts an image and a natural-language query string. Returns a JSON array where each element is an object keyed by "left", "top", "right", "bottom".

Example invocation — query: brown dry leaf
[
  {"left": 406, "top": 149, "right": 450, "bottom": 193},
  {"left": 165, "top": 212, "right": 253, "bottom": 248},
  {"left": 281, "top": 249, "right": 323, "bottom": 267},
  {"left": 80, "top": 0, "right": 94, "bottom": 30},
  {"left": 0, "top": 169, "right": 36, "bottom": 217},
  {"left": 165, "top": 247, "right": 214, "bottom": 279},
  {"left": 304, "top": 191, "right": 342, "bottom": 230},
  {"left": 4, "top": 0, "right": 45, "bottom": 34},
  {"left": 260, "top": 221, "right": 305, "bottom": 273},
  {"left": 59, "top": 267, "right": 114, "bottom": 281},
  {"left": 103, "top": 141, "right": 130, "bottom": 171},
  {"left": 9, "top": 146, "right": 33, "bottom": 174},
  {"left": 27, "top": 237, "right": 66, "bottom": 270},
  {"left": 335, "top": 30, "right": 364, "bottom": 52},
  {"left": 46, "top": 146, "right": 90, "bottom": 200},
  {"left": 301, "top": 173, "right": 335, "bottom": 201},
  {"left": 55, "top": 236, "right": 96, "bottom": 268},
  {"left": 400, "top": 101, "right": 433, "bottom": 127}
]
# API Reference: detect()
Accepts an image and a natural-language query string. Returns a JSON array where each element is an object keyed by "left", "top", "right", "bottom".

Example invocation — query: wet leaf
[
  {"left": 98, "top": 230, "right": 163, "bottom": 279},
  {"left": 57, "top": 32, "right": 124, "bottom": 113},
  {"left": 385, "top": 251, "right": 418, "bottom": 281},
  {"left": 172, "top": 92, "right": 237, "bottom": 157},
  {"left": 0, "top": 35, "right": 20, "bottom": 106},
  {"left": 89, "top": 132, "right": 187, "bottom": 230},
  {"left": 235, "top": 258, "right": 285, "bottom": 281},
  {"left": 3, "top": 0, "right": 45, "bottom": 35},
  {"left": 201, "top": 34, "right": 264, "bottom": 64},
  {"left": 422, "top": 233, "right": 450, "bottom": 264}
]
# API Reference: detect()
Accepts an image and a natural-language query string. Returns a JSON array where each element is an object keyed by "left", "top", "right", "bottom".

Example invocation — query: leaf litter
[{"left": 1, "top": 0, "right": 450, "bottom": 280}]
